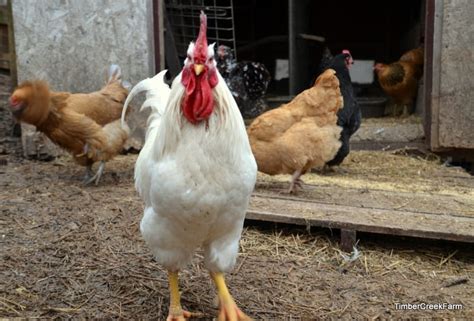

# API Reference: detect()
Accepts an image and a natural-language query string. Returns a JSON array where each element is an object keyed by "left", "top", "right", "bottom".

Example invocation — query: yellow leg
[
  {"left": 167, "top": 271, "right": 191, "bottom": 321},
  {"left": 211, "top": 272, "right": 252, "bottom": 321}
]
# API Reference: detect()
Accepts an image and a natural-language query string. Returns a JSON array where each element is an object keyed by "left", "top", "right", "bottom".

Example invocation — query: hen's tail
[
  {"left": 108, "top": 64, "right": 122, "bottom": 83},
  {"left": 106, "top": 64, "right": 131, "bottom": 89},
  {"left": 99, "top": 119, "right": 130, "bottom": 161},
  {"left": 120, "top": 70, "right": 170, "bottom": 130},
  {"left": 99, "top": 64, "right": 130, "bottom": 112}
]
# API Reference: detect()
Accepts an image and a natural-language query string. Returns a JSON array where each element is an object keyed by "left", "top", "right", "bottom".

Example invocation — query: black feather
[
  {"left": 319, "top": 51, "right": 362, "bottom": 167},
  {"left": 216, "top": 45, "right": 271, "bottom": 118}
]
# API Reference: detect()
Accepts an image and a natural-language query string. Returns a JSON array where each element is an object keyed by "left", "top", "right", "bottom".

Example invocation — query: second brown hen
[
  {"left": 375, "top": 47, "right": 424, "bottom": 117},
  {"left": 9, "top": 65, "right": 130, "bottom": 185},
  {"left": 248, "top": 69, "right": 343, "bottom": 193}
]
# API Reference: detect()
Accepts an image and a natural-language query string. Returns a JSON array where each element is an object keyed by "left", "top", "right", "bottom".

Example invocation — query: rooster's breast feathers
[{"left": 126, "top": 70, "right": 257, "bottom": 271}]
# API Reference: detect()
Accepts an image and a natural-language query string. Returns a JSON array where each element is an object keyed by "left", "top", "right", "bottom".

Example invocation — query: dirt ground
[{"left": 1, "top": 150, "right": 473, "bottom": 320}]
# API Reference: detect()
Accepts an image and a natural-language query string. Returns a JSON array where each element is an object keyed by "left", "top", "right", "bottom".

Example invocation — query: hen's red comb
[{"left": 342, "top": 49, "right": 351, "bottom": 56}]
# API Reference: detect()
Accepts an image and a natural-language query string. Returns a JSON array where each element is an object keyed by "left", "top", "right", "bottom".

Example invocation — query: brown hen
[
  {"left": 375, "top": 47, "right": 424, "bottom": 117},
  {"left": 248, "top": 69, "right": 343, "bottom": 193},
  {"left": 9, "top": 65, "right": 130, "bottom": 184}
]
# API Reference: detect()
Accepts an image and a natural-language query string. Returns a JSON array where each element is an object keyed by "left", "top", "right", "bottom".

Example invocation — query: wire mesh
[{"left": 164, "top": 0, "right": 237, "bottom": 59}]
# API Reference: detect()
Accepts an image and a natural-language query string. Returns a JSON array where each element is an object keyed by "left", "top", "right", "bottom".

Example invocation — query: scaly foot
[
  {"left": 166, "top": 271, "right": 204, "bottom": 321},
  {"left": 82, "top": 165, "right": 94, "bottom": 184},
  {"left": 287, "top": 169, "right": 304, "bottom": 194},
  {"left": 212, "top": 272, "right": 253, "bottom": 321},
  {"left": 83, "top": 161, "right": 105, "bottom": 185},
  {"left": 288, "top": 178, "right": 303, "bottom": 194}
]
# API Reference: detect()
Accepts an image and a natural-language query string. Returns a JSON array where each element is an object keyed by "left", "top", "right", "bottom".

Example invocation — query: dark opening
[{"left": 233, "top": 0, "right": 425, "bottom": 113}]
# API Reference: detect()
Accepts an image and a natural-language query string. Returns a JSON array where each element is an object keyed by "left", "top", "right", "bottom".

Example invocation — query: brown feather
[
  {"left": 375, "top": 61, "right": 418, "bottom": 106},
  {"left": 399, "top": 47, "right": 424, "bottom": 79},
  {"left": 10, "top": 76, "right": 129, "bottom": 167},
  {"left": 247, "top": 69, "right": 343, "bottom": 176}
]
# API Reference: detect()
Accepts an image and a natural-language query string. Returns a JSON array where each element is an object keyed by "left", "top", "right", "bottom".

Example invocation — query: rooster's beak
[{"left": 194, "top": 64, "right": 204, "bottom": 76}]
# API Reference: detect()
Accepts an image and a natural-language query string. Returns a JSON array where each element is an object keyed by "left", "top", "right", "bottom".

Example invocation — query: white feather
[
  {"left": 121, "top": 70, "right": 171, "bottom": 200},
  {"left": 135, "top": 69, "right": 257, "bottom": 272},
  {"left": 120, "top": 70, "right": 170, "bottom": 129}
]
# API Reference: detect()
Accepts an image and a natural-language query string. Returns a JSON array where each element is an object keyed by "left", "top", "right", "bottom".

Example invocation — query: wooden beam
[{"left": 246, "top": 194, "right": 474, "bottom": 243}]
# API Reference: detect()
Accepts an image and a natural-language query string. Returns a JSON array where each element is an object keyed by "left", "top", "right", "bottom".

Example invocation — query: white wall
[{"left": 12, "top": 0, "right": 155, "bottom": 91}]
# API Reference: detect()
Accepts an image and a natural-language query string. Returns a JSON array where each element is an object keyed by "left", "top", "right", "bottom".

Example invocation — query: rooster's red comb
[{"left": 194, "top": 11, "right": 208, "bottom": 63}]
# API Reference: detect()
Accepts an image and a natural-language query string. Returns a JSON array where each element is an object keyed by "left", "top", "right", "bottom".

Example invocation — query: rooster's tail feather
[{"left": 120, "top": 70, "right": 170, "bottom": 129}]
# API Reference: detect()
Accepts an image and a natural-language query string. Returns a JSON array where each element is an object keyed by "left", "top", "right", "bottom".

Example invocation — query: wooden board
[{"left": 246, "top": 186, "right": 474, "bottom": 243}]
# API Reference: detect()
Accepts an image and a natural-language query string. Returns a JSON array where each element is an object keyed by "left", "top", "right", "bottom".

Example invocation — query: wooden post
[
  {"left": 6, "top": 0, "right": 16, "bottom": 85},
  {"left": 152, "top": 0, "right": 165, "bottom": 73},
  {"left": 340, "top": 229, "right": 357, "bottom": 253}
]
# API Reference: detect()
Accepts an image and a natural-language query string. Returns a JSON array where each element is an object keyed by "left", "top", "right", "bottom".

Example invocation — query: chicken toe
[
  {"left": 401, "top": 105, "right": 410, "bottom": 118},
  {"left": 82, "top": 165, "right": 94, "bottom": 184},
  {"left": 166, "top": 310, "right": 192, "bottom": 321},
  {"left": 217, "top": 300, "right": 252, "bottom": 321},
  {"left": 211, "top": 272, "right": 252, "bottom": 321},
  {"left": 287, "top": 169, "right": 304, "bottom": 194},
  {"left": 83, "top": 161, "right": 105, "bottom": 185}
]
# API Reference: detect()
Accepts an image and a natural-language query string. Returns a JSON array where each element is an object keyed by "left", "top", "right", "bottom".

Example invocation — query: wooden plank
[
  {"left": 246, "top": 194, "right": 474, "bottom": 243},
  {"left": 254, "top": 184, "right": 474, "bottom": 218},
  {"left": 351, "top": 140, "right": 427, "bottom": 152}
]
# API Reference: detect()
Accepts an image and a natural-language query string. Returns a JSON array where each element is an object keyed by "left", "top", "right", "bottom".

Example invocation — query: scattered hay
[
  {"left": 1, "top": 153, "right": 473, "bottom": 319},
  {"left": 259, "top": 150, "right": 473, "bottom": 197}
]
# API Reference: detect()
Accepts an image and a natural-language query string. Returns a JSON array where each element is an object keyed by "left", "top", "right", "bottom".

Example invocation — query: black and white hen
[{"left": 216, "top": 45, "right": 271, "bottom": 119}]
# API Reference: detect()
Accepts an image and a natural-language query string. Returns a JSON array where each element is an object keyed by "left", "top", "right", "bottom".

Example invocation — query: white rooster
[{"left": 121, "top": 12, "right": 257, "bottom": 321}]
